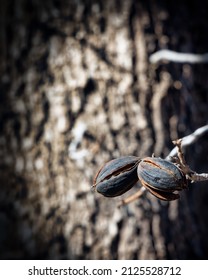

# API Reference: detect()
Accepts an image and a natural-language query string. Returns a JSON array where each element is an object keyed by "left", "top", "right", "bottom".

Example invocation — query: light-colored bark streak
[{"left": 151, "top": 72, "right": 171, "bottom": 156}]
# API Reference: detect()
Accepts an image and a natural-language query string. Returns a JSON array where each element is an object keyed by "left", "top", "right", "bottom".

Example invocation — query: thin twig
[
  {"left": 150, "top": 50, "right": 208, "bottom": 64},
  {"left": 117, "top": 186, "right": 146, "bottom": 208},
  {"left": 166, "top": 124, "right": 208, "bottom": 160},
  {"left": 172, "top": 139, "right": 208, "bottom": 183}
]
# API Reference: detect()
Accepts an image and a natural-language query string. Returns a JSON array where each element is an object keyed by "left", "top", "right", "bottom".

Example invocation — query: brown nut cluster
[{"left": 92, "top": 156, "right": 188, "bottom": 201}]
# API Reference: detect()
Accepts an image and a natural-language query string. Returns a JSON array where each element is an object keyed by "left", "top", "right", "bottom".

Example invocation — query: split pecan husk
[
  {"left": 92, "top": 156, "right": 141, "bottom": 197},
  {"left": 137, "top": 157, "right": 188, "bottom": 201}
]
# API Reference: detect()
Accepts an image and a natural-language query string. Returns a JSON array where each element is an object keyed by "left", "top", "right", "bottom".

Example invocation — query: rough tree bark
[{"left": 0, "top": 0, "right": 208, "bottom": 259}]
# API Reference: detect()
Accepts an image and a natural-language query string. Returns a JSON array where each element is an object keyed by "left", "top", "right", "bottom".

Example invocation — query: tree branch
[
  {"left": 166, "top": 124, "right": 208, "bottom": 160},
  {"left": 149, "top": 50, "right": 208, "bottom": 64},
  {"left": 171, "top": 138, "right": 208, "bottom": 183}
]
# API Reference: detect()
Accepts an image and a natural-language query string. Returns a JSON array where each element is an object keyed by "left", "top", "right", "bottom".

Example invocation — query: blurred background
[{"left": 0, "top": 0, "right": 208, "bottom": 259}]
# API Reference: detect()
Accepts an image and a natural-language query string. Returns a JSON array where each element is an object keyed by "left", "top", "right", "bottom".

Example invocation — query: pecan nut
[
  {"left": 92, "top": 156, "right": 141, "bottom": 197},
  {"left": 137, "top": 157, "right": 188, "bottom": 200}
]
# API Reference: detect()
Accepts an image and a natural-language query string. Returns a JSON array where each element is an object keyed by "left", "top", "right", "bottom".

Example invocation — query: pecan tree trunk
[{"left": 0, "top": 0, "right": 208, "bottom": 259}]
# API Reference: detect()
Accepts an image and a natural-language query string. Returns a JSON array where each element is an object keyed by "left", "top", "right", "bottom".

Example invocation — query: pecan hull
[
  {"left": 137, "top": 157, "right": 188, "bottom": 200},
  {"left": 93, "top": 156, "right": 140, "bottom": 197}
]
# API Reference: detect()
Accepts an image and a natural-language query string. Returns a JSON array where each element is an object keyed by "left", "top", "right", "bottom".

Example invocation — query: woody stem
[{"left": 117, "top": 186, "right": 146, "bottom": 208}]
